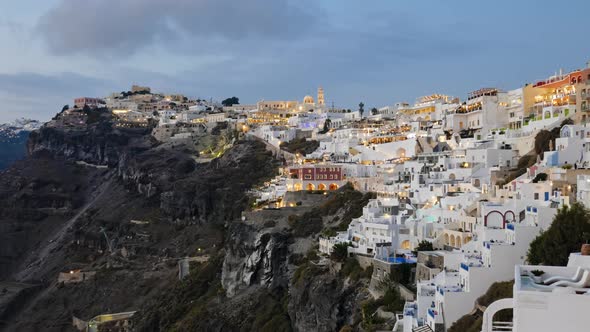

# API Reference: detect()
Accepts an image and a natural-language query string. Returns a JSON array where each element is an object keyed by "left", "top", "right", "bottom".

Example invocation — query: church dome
[{"left": 303, "top": 95, "right": 314, "bottom": 104}]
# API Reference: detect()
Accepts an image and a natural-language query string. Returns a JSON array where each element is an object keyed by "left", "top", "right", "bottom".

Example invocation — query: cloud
[
  {"left": 36, "top": 0, "right": 319, "bottom": 56},
  {"left": 0, "top": 72, "right": 111, "bottom": 97},
  {"left": 0, "top": 72, "right": 113, "bottom": 122}
]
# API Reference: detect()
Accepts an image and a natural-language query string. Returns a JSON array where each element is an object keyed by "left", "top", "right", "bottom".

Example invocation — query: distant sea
[{"left": 0, "top": 131, "right": 29, "bottom": 170}]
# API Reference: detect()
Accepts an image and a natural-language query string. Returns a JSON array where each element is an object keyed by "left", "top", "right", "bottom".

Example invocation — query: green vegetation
[
  {"left": 527, "top": 203, "right": 590, "bottom": 266},
  {"left": 531, "top": 172, "right": 548, "bottom": 183},
  {"left": 360, "top": 298, "right": 386, "bottom": 331},
  {"left": 448, "top": 281, "right": 514, "bottom": 332},
  {"left": 359, "top": 102, "right": 365, "bottom": 117},
  {"left": 321, "top": 183, "right": 376, "bottom": 231},
  {"left": 289, "top": 183, "right": 375, "bottom": 237},
  {"left": 221, "top": 96, "right": 240, "bottom": 107},
  {"left": 279, "top": 138, "right": 320, "bottom": 155},
  {"left": 319, "top": 119, "right": 332, "bottom": 134},
  {"left": 340, "top": 258, "right": 372, "bottom": 282},
  {"left": 292, "top": 249, "right": 325, "bottom": 285},
  {"left": 134, "top": 255, "right": 224, "bottom": 331},
  {"left": 414, "top": 240, "right": 434, "bottom": 252},
  {"left": 246, "top": 290, "right": 292, "bottom": 332},
  {"left": 360, "top": 269, "right": 410, "bottom": 331},
  {"left": 331, "top": 242, "right": 351, "bottom": 262}
]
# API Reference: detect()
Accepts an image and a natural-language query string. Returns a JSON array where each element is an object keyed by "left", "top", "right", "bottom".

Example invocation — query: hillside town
[{"left": 35, "top": 61, "right": 590, "bottom": 332}]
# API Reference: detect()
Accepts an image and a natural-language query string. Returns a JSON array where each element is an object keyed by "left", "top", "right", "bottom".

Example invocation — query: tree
[
  {"left": 61, "top": 104, "right": 69, "bottom": 112},
  {"left": 532, "top": 172, "right": 548, "bottom": 183},
  {"left": 370, "top": 107, "right": 378, "bottom": 116},
  {"left": 320, "top": 118, "right": 331, "bottom": 134},
  {"left": 222, "top": 97, "right": 240, "bottom": 107},
  {"left": 415, "top": 240, "right": 434, "bottom": 252},
  {"left": 331, "top": 242, "right": 351, "bottom": 262},
  {"left": 358, "top": 102, "right": 365, "bottom": 118},
  {"left": 527, "top": 203, "right": 590, "bottom": 266}
]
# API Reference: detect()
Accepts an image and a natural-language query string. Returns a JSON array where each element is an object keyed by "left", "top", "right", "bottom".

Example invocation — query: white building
[{"left": 481, "top": 252, "right": 590, "bottom": 332}]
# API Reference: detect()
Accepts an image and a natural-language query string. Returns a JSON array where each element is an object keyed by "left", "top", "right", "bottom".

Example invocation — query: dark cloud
[{"left": 36, "top": 0, "right": 319, "bottom": 56}]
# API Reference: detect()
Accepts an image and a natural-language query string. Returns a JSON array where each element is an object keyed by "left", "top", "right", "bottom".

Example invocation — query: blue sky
[{"left": 1, "top": 0, "right": 590, "bottom": 122}]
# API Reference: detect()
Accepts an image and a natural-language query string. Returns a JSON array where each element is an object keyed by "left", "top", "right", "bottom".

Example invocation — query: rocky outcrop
[
  {"left": 289, "top": 273, "right": 367, "bottom": 332},
  {"left": 26, "top": 120, "right": 279, "bottom": 225},
  {"left": 222, "top": 222, "right": 290, "bottom": 297},
  {"left": 27, "top": 124, "right": 153, "bottom": 167}
]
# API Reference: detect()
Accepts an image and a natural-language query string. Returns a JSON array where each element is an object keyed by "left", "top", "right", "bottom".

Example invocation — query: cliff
[{"left": 1, "top": 112, "right": 372, "bottom": 332}]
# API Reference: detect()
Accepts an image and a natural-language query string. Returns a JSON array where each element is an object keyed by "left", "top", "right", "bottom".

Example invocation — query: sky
[{"left": 1, "top": 0, "right": 590, "bottom": 122}]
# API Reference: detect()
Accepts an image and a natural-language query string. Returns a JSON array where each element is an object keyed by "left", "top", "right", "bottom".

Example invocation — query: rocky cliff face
[
  {"left": 222, "top": 222, "right": 291, "bottom": 297},
  {"left": 2, "top": 113, "right": 371, "bottom": 332}
]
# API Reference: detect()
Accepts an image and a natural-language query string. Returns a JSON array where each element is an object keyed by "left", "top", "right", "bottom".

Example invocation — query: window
[{"left": 534, "top": 193, "right": 539, "bottom": 200}]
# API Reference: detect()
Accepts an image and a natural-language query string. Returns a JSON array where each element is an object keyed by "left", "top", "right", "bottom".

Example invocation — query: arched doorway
[
  {"left": 401, "top": 240, "right": 411, "bottom": 250},
  {"left": 485, "top": 210, "right": 505, "bottom": 228},
  {"left": 444, "top": 233, "right": 450, "bottom": 245},
  {"left": 294, "top": 183, "right": 302, "bottom": 191},
  {"left": 329, "top": 183, "right": 339, "bottom": 191},
  {"left": 504, "top": 211, "right": 516, "bottom": 223},
  {"left": 306, "top": 183, "right": 315, "bottom": 191},
  {"left": 450, "top": 235, "right": 456, "bottom": 247},
  {"left": 318, "top": 183, "right": 327, "bottom": 191},
  {"left": 449, "top": 173, "right": 456, "bottom": 180},
  {"left": 456, "top": 236, "right": 462, "bottom": 248}
]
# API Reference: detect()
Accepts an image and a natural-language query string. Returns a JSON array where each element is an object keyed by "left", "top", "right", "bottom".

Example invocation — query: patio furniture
[
  {"left": 543, "top": 267, "right": 584, "bottom": 285},
  {"left": 530, "top": 270, "right": 590, "bottom": 292}
]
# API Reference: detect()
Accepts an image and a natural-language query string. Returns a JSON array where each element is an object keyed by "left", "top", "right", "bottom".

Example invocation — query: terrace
[
  {"left": 516, "top": 263, "right": 590, "bottom": 294},
  {"left": 461, "top": 254, "right": 484, "bottom": 271}
]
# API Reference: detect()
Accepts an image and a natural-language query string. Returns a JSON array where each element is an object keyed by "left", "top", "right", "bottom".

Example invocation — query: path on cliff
[{"left": 13, "top": 172, "right": 115, "bottom": 282}]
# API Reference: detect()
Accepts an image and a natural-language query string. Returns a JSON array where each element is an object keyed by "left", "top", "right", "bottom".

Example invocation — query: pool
[{"left": 386, "top": 257, "right": 417, "bottom": 264}]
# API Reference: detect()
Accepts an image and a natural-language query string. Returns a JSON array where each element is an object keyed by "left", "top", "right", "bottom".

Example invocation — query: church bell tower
[{"left": 318, "top": 87, "right": 325, "bottom": 106}]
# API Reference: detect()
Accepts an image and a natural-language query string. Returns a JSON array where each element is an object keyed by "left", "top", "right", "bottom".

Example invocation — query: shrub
[
  {"left": 331, "top": 242, "right": 351, "bottom": 262},
  {"left": 532, "top": 172, "right": 547, "bottom": 183},
  {"left": 527, "top": 203, "right": 590, "bottom": 266},
  {"left": 341, "top": 258, "right": 368, "bottom": 282},
  {"left": 415, "top": 240, "right": 434, "bottom": 252}
]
